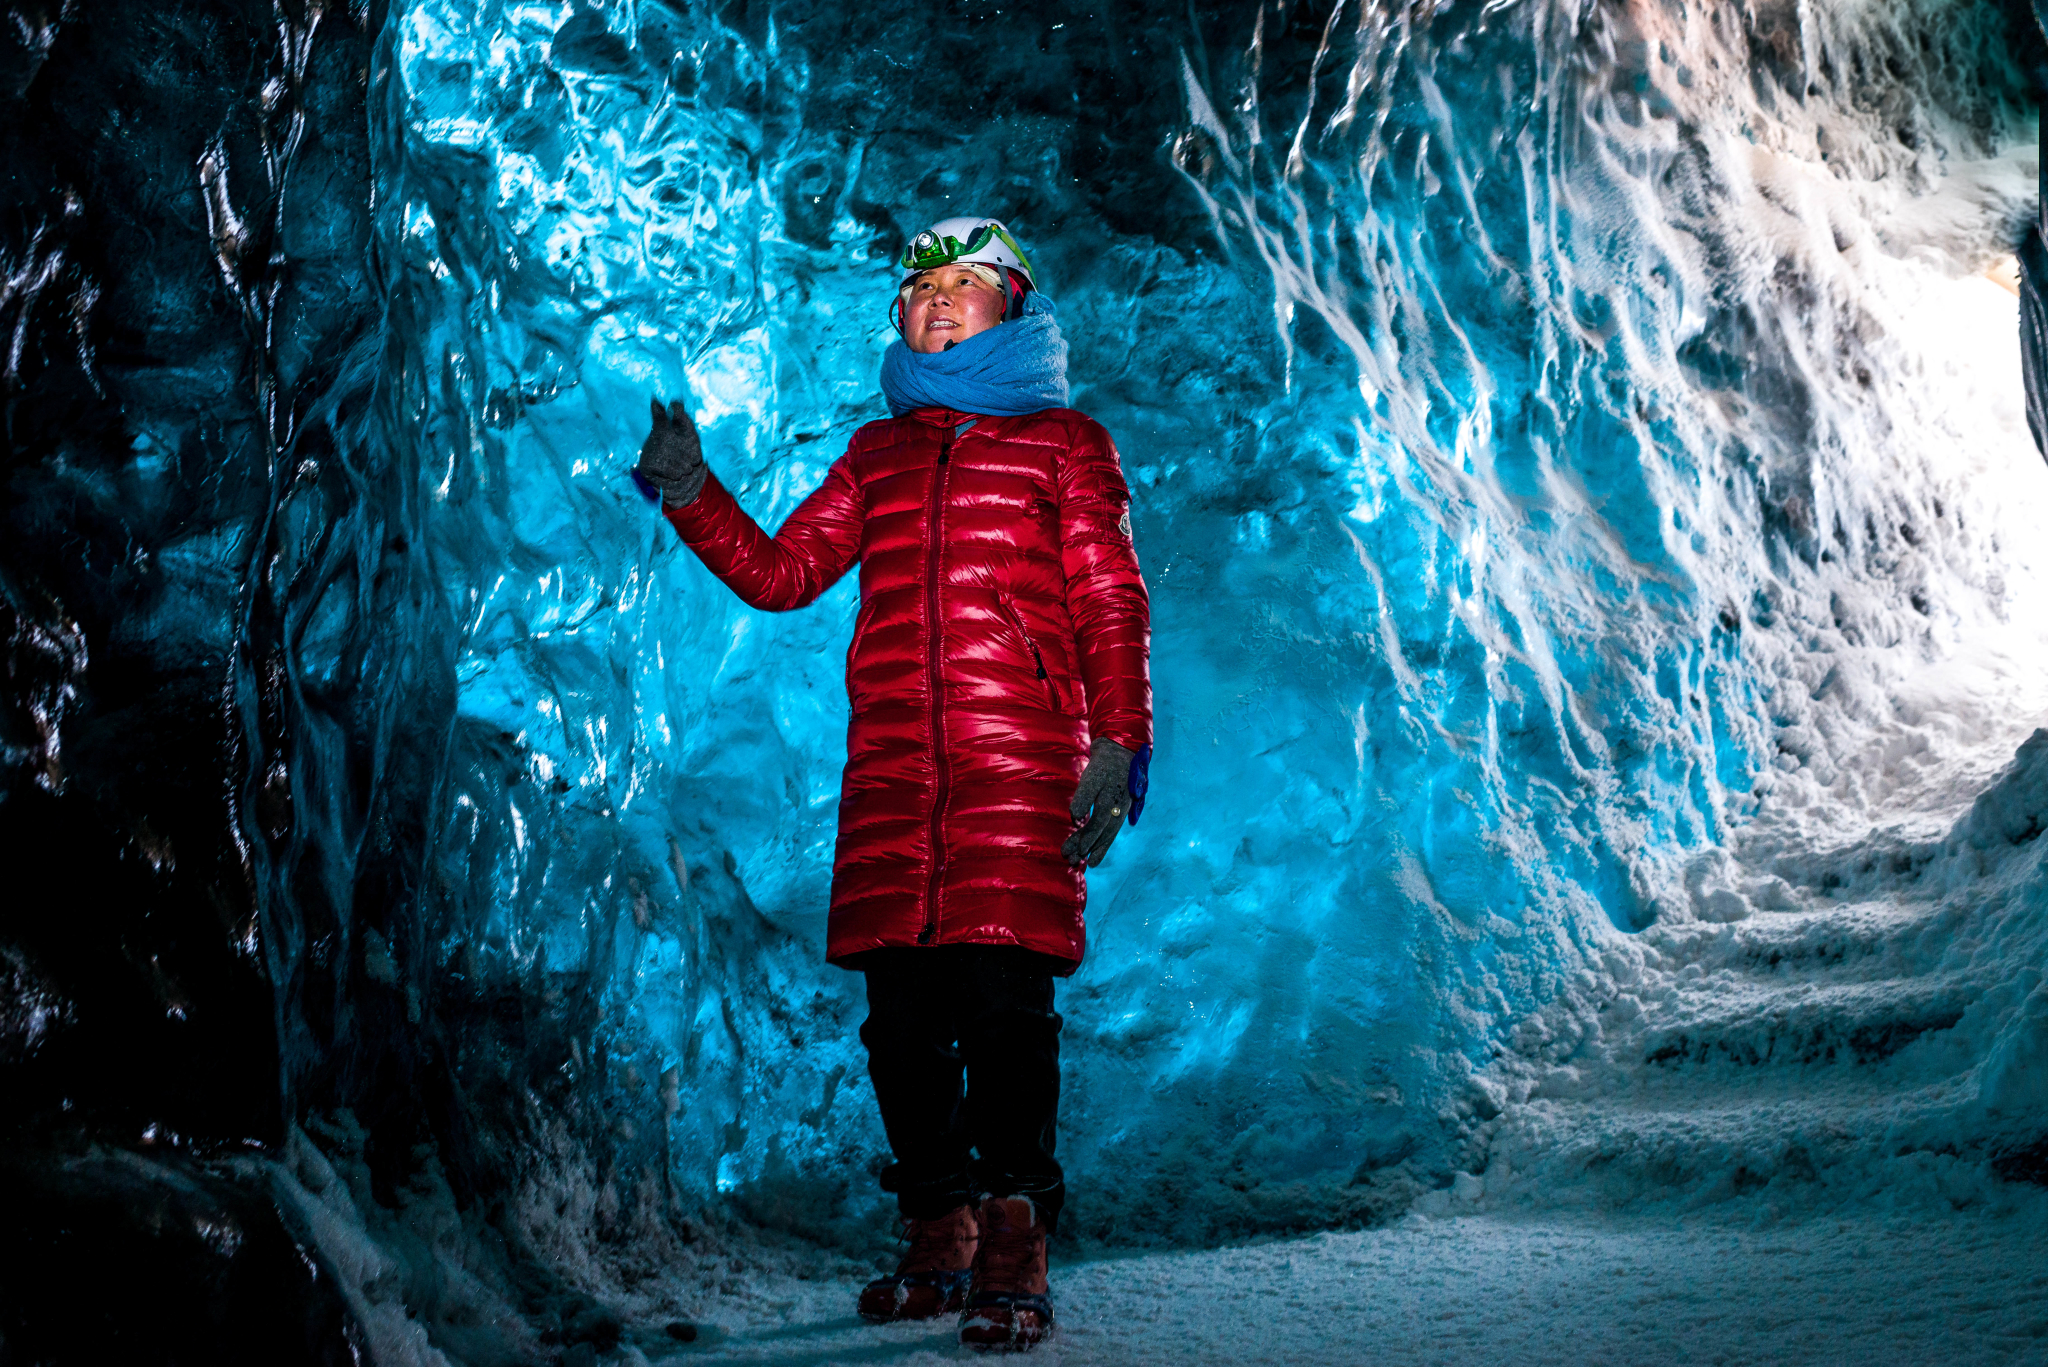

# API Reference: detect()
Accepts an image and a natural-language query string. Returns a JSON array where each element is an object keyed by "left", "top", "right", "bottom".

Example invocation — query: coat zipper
[
  {"left": 919, "top": 425, "right": 954, "bottom": 945},
  {"left": 1000, "top": 595, "right": 1062, "bottom": 710}
]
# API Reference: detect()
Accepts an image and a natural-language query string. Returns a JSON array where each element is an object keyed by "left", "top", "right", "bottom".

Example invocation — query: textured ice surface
[
  {"left": 372, "top": 0, "right": 2048, "bottom": 1241},
  {"left": 644, "top": 1201, "right": 2048, "bottom": 1365}
]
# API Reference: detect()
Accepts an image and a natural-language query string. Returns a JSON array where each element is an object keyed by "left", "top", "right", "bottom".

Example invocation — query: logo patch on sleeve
[{"left": 1117, "top": 507, "right": 1133, "bottom": 539}]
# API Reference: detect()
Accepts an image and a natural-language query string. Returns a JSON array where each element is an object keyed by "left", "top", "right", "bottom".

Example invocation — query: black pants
[{"left": 858, "top": 946, "right": 1065, "bottom": 1233}]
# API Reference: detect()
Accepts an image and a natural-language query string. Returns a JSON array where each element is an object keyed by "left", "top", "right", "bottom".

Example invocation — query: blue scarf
[{"left": 879, "top": 292, "right": 1070, "bottom": 418}]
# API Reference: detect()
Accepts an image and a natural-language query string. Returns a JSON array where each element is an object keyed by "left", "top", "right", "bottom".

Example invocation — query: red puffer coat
[{"left": 664, "top": 405, "right": 1151, "bottom": 971}]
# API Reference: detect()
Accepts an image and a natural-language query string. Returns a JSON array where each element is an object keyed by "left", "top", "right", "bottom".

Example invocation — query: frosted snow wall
[{"left": 376, "top": 0, "right": 2041, "bottom": 1241}]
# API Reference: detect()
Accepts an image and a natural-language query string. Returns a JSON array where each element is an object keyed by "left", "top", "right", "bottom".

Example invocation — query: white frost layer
[{"left": 1469, "top": 261, "right": 2048, "bottom": 1217}]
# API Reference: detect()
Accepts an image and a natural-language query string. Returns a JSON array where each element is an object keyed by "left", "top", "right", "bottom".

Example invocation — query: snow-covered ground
[{"left": 639, "top": 1200, "right": 2048, "bottom": 1366}]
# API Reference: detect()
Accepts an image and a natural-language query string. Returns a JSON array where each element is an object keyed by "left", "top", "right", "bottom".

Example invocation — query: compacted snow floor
[{"left": 642, "top": 1202, "right": 2048, "bottom": 1367}]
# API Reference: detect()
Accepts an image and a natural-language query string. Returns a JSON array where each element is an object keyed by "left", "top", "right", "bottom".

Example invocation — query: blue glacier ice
[{"left": 375, "top": 0, "right": 2047, "bottom": 1242}]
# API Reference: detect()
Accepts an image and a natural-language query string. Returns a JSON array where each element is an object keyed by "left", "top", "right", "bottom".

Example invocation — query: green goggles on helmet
[{"left": 897, "top": 220, "right": 1036, "bottom": 287}]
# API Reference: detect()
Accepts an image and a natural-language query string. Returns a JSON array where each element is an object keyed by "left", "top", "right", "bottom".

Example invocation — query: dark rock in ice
[
  {"left": 1992, "top": 1135, "right": 2048, "bottom": 1185},
  {"left": 0, "top": 1145, "right": 354, "bottom": 1364},
  {"left": 564, "top": 1299, "right": 624, "bottom": 1349}
]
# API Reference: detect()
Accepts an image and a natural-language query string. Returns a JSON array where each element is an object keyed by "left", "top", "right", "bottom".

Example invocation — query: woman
[{"left": 636, "top": 216, "right": 1152, "bottom": 1351}]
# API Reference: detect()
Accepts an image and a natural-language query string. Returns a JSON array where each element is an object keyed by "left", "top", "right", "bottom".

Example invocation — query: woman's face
[{"left": 900, "top": 267, "right": 1006, "bottom": 354}]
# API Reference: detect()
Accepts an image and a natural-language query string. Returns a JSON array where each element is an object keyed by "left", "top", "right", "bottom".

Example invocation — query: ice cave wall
[
  {"left": 378, "top": 0, "right": 2043, "bottom": 1244},
  {"left": 0, "top": 1, "right": 426, "bottom": 1355}
]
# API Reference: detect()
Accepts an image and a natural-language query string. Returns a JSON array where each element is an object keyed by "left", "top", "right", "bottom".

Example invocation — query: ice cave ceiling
[{"left": 4, "top": 0, "right": 2048, "bottom": 1360}]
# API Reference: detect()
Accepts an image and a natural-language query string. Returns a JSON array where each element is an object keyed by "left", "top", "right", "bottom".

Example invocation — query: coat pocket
[
  {"left": 998, "top": 595, "right": 1064, "bottom": 712},
  {"left": 847, "top": 597, "right": 879, "bottom": 710}
]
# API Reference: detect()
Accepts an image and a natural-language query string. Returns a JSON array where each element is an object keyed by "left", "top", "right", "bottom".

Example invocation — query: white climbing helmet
[{"left": 897, "top": 216, "right": 1037, "bottom": 291}]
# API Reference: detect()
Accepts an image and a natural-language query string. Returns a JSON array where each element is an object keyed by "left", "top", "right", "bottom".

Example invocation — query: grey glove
[
  {"left": 1063, "top": 737, "right": 1135, "bottom": 868},
  {"left": 638, "top": 397, "right": 707, "bottom": 509}
]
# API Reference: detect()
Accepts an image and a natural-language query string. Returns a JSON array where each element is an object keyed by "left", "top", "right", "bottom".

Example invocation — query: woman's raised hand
[{"left": 638, "top": 398, "right": 708, "bottom": 509}]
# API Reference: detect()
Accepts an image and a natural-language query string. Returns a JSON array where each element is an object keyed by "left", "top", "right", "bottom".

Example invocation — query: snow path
[{"left": 650, "top": 1206, "right": 2048, "bottom": 1366}]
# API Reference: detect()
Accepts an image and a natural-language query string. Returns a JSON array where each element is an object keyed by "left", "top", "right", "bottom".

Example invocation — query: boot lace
[
  {"left": 974, "top": 1213, "right": 1040, "bottom": 1292},
  {"left": 901, "top": 1211, "right": 968, "bottom": 1272}
]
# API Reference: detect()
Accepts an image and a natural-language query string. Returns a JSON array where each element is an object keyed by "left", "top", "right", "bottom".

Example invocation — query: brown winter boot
[
  {"left": 858, "top": 1205, "right": 979, "bottom": 1322},
  {"left": 957, "top": 1195, "right": 1053, "bottom": 1351}
]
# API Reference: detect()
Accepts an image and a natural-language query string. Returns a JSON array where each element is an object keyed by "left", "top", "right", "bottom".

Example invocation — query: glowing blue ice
[{"left": 377, "top": 0, "right": 2041, "bottom": 1238}]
